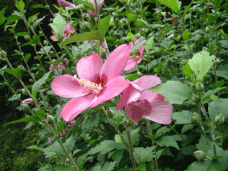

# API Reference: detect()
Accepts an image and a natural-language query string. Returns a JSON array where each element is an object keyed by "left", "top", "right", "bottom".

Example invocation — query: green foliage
[
  {"left": 156, "top": 0, "right": 181, "bottom": 13},
  {"left": 50, "top": 14, "right": 66, "bottom": 36}
]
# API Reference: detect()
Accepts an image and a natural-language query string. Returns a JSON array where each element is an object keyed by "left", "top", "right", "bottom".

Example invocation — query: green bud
[
  {"left": 194, "top": 150, "right": 205, "bottom": 160},
  {"left": 190, "top": 116, "right": 197, "bottom": 124},
  {"left": 39, "top": 31, "right": 43, "bottom": 35},
  {"left": 46, "top": 115, "right": 55, "bottom": 123},
  {"left": 21, "top": 103, "right": 31, "bottom": 113},
  {"left": 215, "top": 114, "right": 224, "bottom": 126},
  {"left": 19, "top": 65, "right": 26, "bottom": 72},
  {"left": 43, "top": 40, "right": 48, "bottom": 46},
  {"left": 215, "top": 58, "right": 220, "bottom": 64},
  {"left": 0, "top": 50, "right": 7, "bottom": 58},
  {"left": 195, "top": 82, "right": 204, "bottom": 91},
  {"left": 135, "top": 33, "right": 141, "bottom": 39},
  {"left": 191, "top": 94, "right": 199, "bottom": 102},
  {"left": 99, "top": 48, "right": 106, "bottom": 58},
  {"left": 137, "top": 71, "right": 143, "bottom": 76},
  {"left": 50, "top": 18, "right": 53, "bottom": 22},
  {"left": 24, "top": 35, "right": 30, "bottom": 41},
  {"left": 22, "top": 89, "right": 29, "bottom": 96},
  {"left": 205, "top": 27, "right": 209, "bottom": 33},
  {"left": 49, "top": 51, "right": 54, "bottom": 55},
  {"left": 79, "top": 21, "right": 91, "bottom": 32}
]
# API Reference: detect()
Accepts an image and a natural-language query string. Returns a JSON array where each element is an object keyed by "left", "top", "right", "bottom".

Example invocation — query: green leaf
[
  {"left": 102, "top": 161, "right": 116, "bottom": 171},
  {"left": 145, "top": 36, "right": 154, "bottom": 53},
  {"left": 202, "top": 87, "right": 226, "bottom": 101},
  {"left": 22, "top": 35, "right": 41, "bottom": 46},
  {"left": 15, "top": 32, "right": 28, "bottom": 36},
  {"left": 61, "top": 30, "right": 102, "bottom": 46},
  {"left": 27, "top": 145, "right": 44, "bottom": 151},
  {"left": 53, "top": 166, "right": 76, "bottom": 171},
  {"left": 182, "top": 30, "right": 190, "bottom": 40},
  {"left": 0, "top": 6, "right": 7, "bottom": 26},
  {"left": 36, "top": 110, "right": 46, "bottom": 119},
  {"left": 8, "top": 93, "right": 21, "bottom": 101},
  {"left": 75, "top": 1, "right": 95, "bottom": 9},
  {"left": 149, "top": 81, "right": 193, "bottom": 104},
  {"left": 188, "top": 51, "right": 215, "bottom": 81},
  {"left": 206, "top": 160, "right": 222, "bottom": 171},
  {"left": 172, "top": 110, "right": 193, "bottom": 124},
  {"left": 156, "top": 135, "right": 180, "bottom": 150},
  {"left": 3, "top": 68, "right": 21, "bottom": 78},
  {"left": 133, "top": 147, "right": 156, "bottom": 163},
  {"left": 110, "top": 150, "right": 124, "bottom": 167},
  {"left": 188, "top": 160, "right": 211, "bottom": 171},
  {"left": 154, "top": 126, "right": 171, "bottom": 139},
  {"left": 15, "top": 0, "right": 25, "bottom": 12},
  {"left": 24, "top": 53, "right": 31, "bottom": 63},
  {"left": 216, "top": 70, "right": 228, "bottom": 79},
  {"left": 127, "top": 12, "right": 138, "bottom": 22},
  {"left": 3, "top": 116, "right": 40, "bottom": 127},
  {"left": 32, "top": 71, "right": 51, "bottom": 93},
  {"left": 32, "top": 16, "right": 45, "bottom": 29},
  {"left": 196, "top": 134, "right": 211, "bottom": 152},
  {"left": 50, "top": 14, "right": 66, "bottom": 36},
  {"left": 182, "top": 63, "right": 194, "bottom": 78},
  {"left": 122, "top": 127, "right": 140, "bottom": 146},
  {"left": 4, "top": 15, "right": 21, "bottom": 26},
  {"left": 98, "top": 16, "right": 111, "bottom": 38},
  {"left": 57, "top": 121, "right": 67, "bottom": 134},
  {"left": 157, "top": 0, "right": 181, "bottom": 13},
  {"left": 182, "top": 124, "right": 194, "bottom": 133},
  {"left": 31, "top": 4, "right": 48, "bottom": 9},
  {"left": 125, "top": 73, "right": 140, "bottom": 81},
  {"left": 208, "top": 99, "right": 228, "bottom": 120}
]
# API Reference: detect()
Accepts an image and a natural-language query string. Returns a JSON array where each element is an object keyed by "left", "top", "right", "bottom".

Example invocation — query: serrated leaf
[
  {"left": 32, "top": 16, "right": 45, "bottom": 29},
  {"left": 32, "top": 71, "right": 51, "bottom": 92},
  {"left": 15, "top": 0, "right": 25, "bottom": 12},
  {"left": 102, "top": 161, "right": 116, "bottom": 171},
  {"left": 182, "top": 30, "right": 190, "bottom": 40},
  {"left": 98, "top": 16, "right": 111, "bottom": 38},
  {"left": 196, "top": 134, "right": 210, "bottom": 152},
  {"left": 0, "top": 6, "right": 7, "bottom": 26},
  {"left": 188, "top": 51, "right": 215, "bottom": 81},
  {"left": 145, "top": 36, "right": 154, "bottom": 53},
  {"left": 22, "top": 35, "right": 41, "bottom": 46},
  {"left": 154, "top": 126, "right": 171, "bottom": 139},
  {"left": 206, "top": 160, "right": 222, "bottom": 171},
  {"left": 216, "top": 70, "right": 228, "bottom": 79},
  {"left": 172, "top": 110, "right": 193, "bottom": 124},
  {"left": 61, "top": 30, "right": 102, "bottom": 46},
  {"left": 208, "top": 99, "right": 228, "bottom": 120},
  {"left": 182, "top": 63, "right": 194, "bottom": 78},
  {"left": 3, "top": 116, "right": 40, "bottom": 127},
  {"left": 53, "top": 166, "right": 75, "bottom": 171},
  {"left": 156, "top": 136, "right": 179, "bottom": 150},
  {"left": 122, "top": 127, "right": 140, "bottom": 146},
  {"left": 149, "top": 81, "right": 193, "bottom": 104},
  {"left": 4, "top": 15, "right": 21, "bottom": 26},
  {"left": 50, "top": 14, "right": 66, "bottom": 36},
  {"left": 24, "top": 53, "right": 31, "bottom": 63},
  {"left": 36, "top": 110, "right": 46, "bottom": 119},
  {"left": 202, "top": 87, "right": 226, "bottom": 101},
  {"left": 182, "top": 124, "right": 194, "bottom": 133},
  {"left": 57, "top": 121, "right": 67, "bottom": 134},
  {"left": 127, "top": 12, "right": 138, "bottom": 22},
  {"left": 188, "top": 160, "right": 211, "bottom": 171},
  {"left": 133, "top": 147, "right": 156, "bottom": 163},
  {"left": 8, "top": 93, "right": 21, "bottom": 101},
  {"left": 3, "top": 68, "right": 21, "bottom": 78},
  {"left": 157, "top": 0, "right": 181, "bottom": 13}
]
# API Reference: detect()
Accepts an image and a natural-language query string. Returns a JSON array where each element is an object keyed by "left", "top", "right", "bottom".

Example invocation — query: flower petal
[
  {"left": 100, "top": 44, "right": 131, "bottom": 84},
  {"left": 98, "top": 0, "right": 104, "bottom": 11},
  {"left": 61, "top": 95, "right": 97, "bottom": 121},
  {"left": 143, "top": 100, "right": 173, "bottom": 124},
  {"left": 91, "top": 76, "right": 129, "bottom": 107},
  {"left": 133, "top": 75, "right": 161, "bottom": 90},
  {"left": 76, "top": 52, "right": 103, "bottom": 82},
  {"left": 51, "top": 74, "right": 89, "bottom": 98},
  {"left": 124, "top": 57, "right": 136, "bottom": 71},
  {"left": 139, "top": 90, "right": 162, "bottom": 103}
]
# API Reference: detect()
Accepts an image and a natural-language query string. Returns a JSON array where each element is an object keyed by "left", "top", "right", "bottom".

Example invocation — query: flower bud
[
  {"left": 215, "top": 58, "right": 220, "bottom": 64},
  {"left": 194, "top": 150, "right": 205, "bottom": 160},
  {"left": 46, "top": 114, "right": 55, "bottom": 123},
  {"left": 39, "top": 31, "right": 43, "bottom": 35},
  {"left": 50, "top": 18, "right": 53, "bottom": 22},
  {"left": 135, "top": 33, "right": 141, "bottom": 39},
  {"left": 21, "top": 103, "right": 31, "bottom": 113},
  {"left": 137, "top": 71, "right": 143, "bottom": 76},
  {"left": 24, "top": 35, "right": 30, "bottom": 41},
  {"left": 22, "top": 89, "right": 29, "bottom": 96},
  {"left": 190, "top": 116, "right": 197, "bottom": 124},
  {"left": 43, "top": 40, "right": 48, "bottom": 46},
  {"left": 0, "top": 50, "right": 7, "bottom": 58},
  {"left": 195, "top": 82, "right": 204, "bottom": 91},
  {"left": 99, "top": 48, "right": 106, "bottom": 58},
  {"left": 49, "top": 51, "right": 54, "bottom": 55},
  {"left": 191, "top": 94, "right": 199, "bottom": 102},
  {"left": 79, "top": 21, "right": 91, "bottom": 32},
  {"left": 215, "top": 114, "right": 224, "bottom": 126},
  {"left": 19, "top": 65, "right": 26, "bottom": 72}
]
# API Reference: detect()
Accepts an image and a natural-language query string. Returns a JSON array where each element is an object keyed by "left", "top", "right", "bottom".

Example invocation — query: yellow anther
[{"left": 76, "top": 78, "right": 102, "bottom": 94}]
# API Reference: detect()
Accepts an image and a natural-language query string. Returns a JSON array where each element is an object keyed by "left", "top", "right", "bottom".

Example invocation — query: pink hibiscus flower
[
  {"left": 21, "top": 98, "right": 33, "bottom": 104},
  {"left": 57, "top": 0, "right": 76, "bottom": 8},
  {"left": 48, "top": 137, "right": 52, "bottom": 142},
  {"left": 124, "top": 39, "right": 145, "bottom": 71},
  {"left": 51, "top": 44, "right": 131, "bottom": 121},
  {"left": 87, "top": 0, "right": 104, "bottom": 17},
  {"left": 117, "top": 76, "right": 173, "bottom": 124},
  {"left": 49, "top": 59, "right": 67, "bottom": 71},
  {"left": 51, "top": 23, "right": 75, "bottom": 40}
]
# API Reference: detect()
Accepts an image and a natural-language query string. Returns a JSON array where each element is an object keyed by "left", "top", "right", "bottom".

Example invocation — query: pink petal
[
  {"left": 139, "top": 90, "right": 163, "bottom": 103},
  {"left": 124, "top": 57, "right": 136, "bottom": 71},
  {"left": 98, "top": 0, "right": 104, "bottom": 11},
  {"left": 51, "top": 74, "right": 89, "bottom": 98},
  {"left": 143, "top": 100, "right": 173, "bottom": 124},
  {"left": 133, "top": 75, "right": 161, "bottom": 90},
  {"left": 100, "top": 44, "right": 131, "bottom": 84},
  {"left": 21, "top": 98, "right": 33, "bottom": 104},
  {"left": 136, "top": 45, "right": 145, "bottom": 63},
  {"left": 51, "top": 35, "right": 57, "bottom": 40},
  {"left": 57, "top": 0, "right": 76, "bottom": 8},
  {"left": 87, "top": 10, "right": 97, "bottom": 17},
  {"left": 91, "top": 76, "right": 129, "bottom": 107},
  {"left": 76, "top": 52, "right": 103, "bottom": 82},
  {"left": 125, "top": 99, "right": 152, "bottom": 123},
  {"left": 116, "top": 84, "right": 141, "bottom": 110},
  {"left": 61, "top": 95, "right": 97, "bottom": 121}
]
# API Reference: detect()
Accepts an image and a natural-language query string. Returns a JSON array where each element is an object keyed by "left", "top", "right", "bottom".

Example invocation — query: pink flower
[
  {"left": 22, "top": 115, "right": 26, "bottom": 118},
  {"left": 87, "top": 0, "right": 104, "bottom": 17},
  {"left": 51, "top": 23, "right": 75, "bottom": 40},
  {"left": 60, "top": 129, "right": 66, "bottom": 136},
  {"left": 172, "top": 18, "right": 178, "bottom": 23},
  {"left": 49, "top": 59, "right": 67, "bottom": 71},
  {"left": 167, "top": 34, "right": 174, "bottom": 39},
  {"left": 117, "top": 76, "right": 173, "bottom": 124},
  {"left": 21, "top": 98, "right": 33, "bottom": 104},
  {"left": 124, "top": 39, "right": 145, "bottom": 71},
  {"left": 51, "top": 44, "right": 131, "bottom": 121},
  {"left": 68, "top": 121, "right": 75, "bottom": 127},
  {"left": 57, "top": 0, "right": 76, "bottom": 8},
  {"left": 48, "top": 137, "right": 52, "bottom": 142}
]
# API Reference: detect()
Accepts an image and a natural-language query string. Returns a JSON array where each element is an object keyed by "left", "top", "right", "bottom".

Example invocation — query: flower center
[
  {"left": 75, "top": 76, "right": 102, "bottom": 94},
  {"left": 131, "top": 54, "right": 140, "bottom": 60}
]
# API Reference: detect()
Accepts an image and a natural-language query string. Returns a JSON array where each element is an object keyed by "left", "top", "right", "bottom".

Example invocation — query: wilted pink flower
[
  {"left": 167, "top": 34, "right": 174, "bottom": 39},
  {"left": 117, "top": 76, "right": 173, "bottom": 124},
  {"left": 49, "top": 59, "right": 67, "bottom": 71},
  {"left": 124, "top": 39, "right": 145, "bottom": 71},
  {"left": 87, "top": 0, "right": 104, "bottom": 17},
  {"left": 51, "top": 44, "right": 131, "bottom": 121},
  {"left": 48, "top": 137, "right": 52, "bottom": 142},
  {"left": 60, "top": 129, "right": 66, "bottom": 136},
  {"left": 21, "top": 98, "right": 33, "bottom": 104},
  {"left": 172, "top": 18, "right": 178, "bottom": 23},
  {"left": 51, "top": 23, "right": 75, "bottom": 41},
  {"left": 68, "top": 121, "right": 75, "bottom": 127},
  {"left": 57, "top": 0, "right": 76, "bottom": 8}
]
